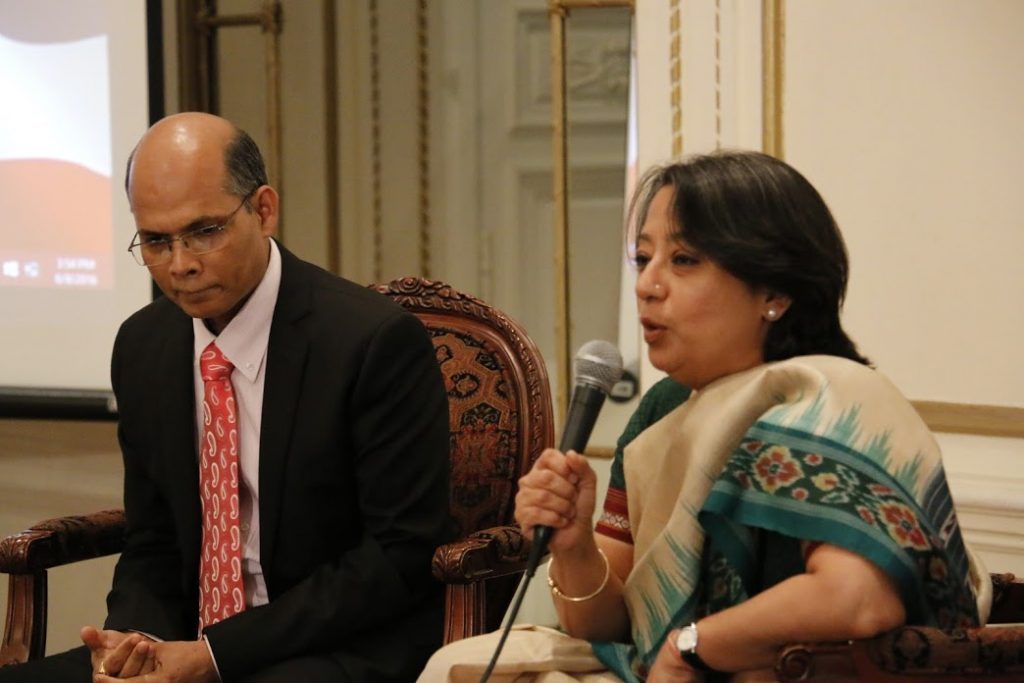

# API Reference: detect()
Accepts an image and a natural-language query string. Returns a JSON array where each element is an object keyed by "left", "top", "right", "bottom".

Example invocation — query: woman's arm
[
  {"left": 515, "top": 448, "right": 634, "bottom": 642},
  {"left": 668, "top": 542, "right": 906, "bottom": 674},
  {"left": 548, "top": 532, "right": 634, "bottom": 641}
]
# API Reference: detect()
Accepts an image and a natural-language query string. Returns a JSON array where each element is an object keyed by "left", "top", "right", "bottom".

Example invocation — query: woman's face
[{"left": 634, "top": 185, "right": 783, "bottom": 390}]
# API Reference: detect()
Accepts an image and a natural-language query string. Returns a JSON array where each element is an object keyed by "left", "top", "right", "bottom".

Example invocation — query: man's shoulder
[
  {"left": 284, "top": 252, "right": 409, "bottom": 325},
  {"left": 110, "top": 296, "right": 191, "bottom": 393},
  {"left": 117, "top": 294, "right": 188, "bottom": 342}
]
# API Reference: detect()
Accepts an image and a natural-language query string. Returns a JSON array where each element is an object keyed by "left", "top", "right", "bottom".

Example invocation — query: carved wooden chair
[
  {"left": 370, "top": 277, "right": 552, "bottom": 643},
  {"left": 0, "top": 277, "right": 552, "bottom": 665}
]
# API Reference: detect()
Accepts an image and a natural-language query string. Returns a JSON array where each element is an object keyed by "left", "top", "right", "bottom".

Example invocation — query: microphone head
[{"left": 573, "top": 340, "right": 623, "bottom": 395}]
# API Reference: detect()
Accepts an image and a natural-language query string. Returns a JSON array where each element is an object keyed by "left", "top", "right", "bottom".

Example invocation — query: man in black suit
[{"left": 0, "top": 112, "right": 451, "bottom": 682}]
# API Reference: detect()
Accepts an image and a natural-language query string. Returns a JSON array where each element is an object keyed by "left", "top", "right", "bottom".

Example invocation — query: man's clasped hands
[{"left": 81, "top": 627, "right": 217, "bottom": 682}]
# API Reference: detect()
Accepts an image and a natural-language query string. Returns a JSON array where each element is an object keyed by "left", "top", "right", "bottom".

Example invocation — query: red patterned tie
[{"left": 198, "top": 342, "right": 245, "bottom": 631}]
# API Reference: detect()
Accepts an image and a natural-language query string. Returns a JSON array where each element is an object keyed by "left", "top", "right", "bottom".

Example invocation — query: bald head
[
  {"left": 124, "top": 112, "right": 278, "bottom": 332},
  {"left": 125, "top": 112, "right": 268, "bottom": 207}
]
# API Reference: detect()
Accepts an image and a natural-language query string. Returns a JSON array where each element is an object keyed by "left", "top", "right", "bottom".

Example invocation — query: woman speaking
[{"left": 420, "top": 151, "right": 988, "bottom": 682}]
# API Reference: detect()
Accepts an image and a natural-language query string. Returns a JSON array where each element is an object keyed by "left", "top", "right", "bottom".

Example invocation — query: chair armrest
[
  {"left": 990, "top": 572, "right": 1024, "bottom": 624},
  {"left": 0, "top": 509, "right": 125, "bottom": 575},
  {"left": 432, "top": 525, "right": 531, "bottom": 584},
  {"left": 776, "top": 625, "right": 1024, "bottom": 682}
]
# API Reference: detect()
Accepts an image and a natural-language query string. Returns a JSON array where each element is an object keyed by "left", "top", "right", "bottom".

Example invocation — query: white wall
[
  {"left": 635, "top": 0, "right": 1024, "bottom": 577},
  {"left": 785, "top": 0, "right": 1024, "bottom": 574}
]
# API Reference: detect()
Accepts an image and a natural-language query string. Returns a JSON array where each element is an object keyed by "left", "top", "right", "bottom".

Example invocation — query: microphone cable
[{"left": 476, "top": 546, "right": 545, "bottom": 682}]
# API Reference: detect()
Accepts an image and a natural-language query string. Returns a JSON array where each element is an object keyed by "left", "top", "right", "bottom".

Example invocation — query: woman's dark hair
[{"left": 629, "top": 150, "right": 869, "bottom": 365}]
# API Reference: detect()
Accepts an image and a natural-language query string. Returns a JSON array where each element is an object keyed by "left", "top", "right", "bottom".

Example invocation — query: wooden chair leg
[
  {"left": 1, "top": 572, "right": 47, "bottom": 666},
  {"left": 443, "top": 583, "right": 487, "bottom": 644}
]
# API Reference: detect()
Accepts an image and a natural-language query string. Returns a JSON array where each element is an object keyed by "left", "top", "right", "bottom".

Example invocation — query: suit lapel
[
  {"left": 259, "top": 245, "right": 311, "bottom": 572},
  {"left": 158, "top": 311, "right": 202, "bottom": 566}
]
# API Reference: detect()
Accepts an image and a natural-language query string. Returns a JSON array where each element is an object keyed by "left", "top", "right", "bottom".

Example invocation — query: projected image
[{"left": 0, "top": 5, "right": 113, "bottom": 290}]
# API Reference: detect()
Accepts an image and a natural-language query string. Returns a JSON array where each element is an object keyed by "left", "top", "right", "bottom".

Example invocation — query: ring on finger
[{"left": 97, "top": 663, "right": 107, "bottom": 675}]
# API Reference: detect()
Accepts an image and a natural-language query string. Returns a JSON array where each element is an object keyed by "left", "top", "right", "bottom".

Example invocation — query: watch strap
[{"left": 680, "top": 648, "right": 715, "bottom": 673}]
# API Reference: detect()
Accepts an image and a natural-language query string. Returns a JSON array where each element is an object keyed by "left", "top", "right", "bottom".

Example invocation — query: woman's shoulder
[
  {"left": 634, "top": 377, "right": 692, "bottom": 434},
  {"left": 762, "top": 355, "right": 931, "bottom": 455},
  {"left": 643, "top": 376, "right": 693, "bottom": 411},
  {"left": 770, "top": 354, "right": 893, "bottom": 393},
  {"left": 778, "top": 354, "right": 872, "bottom": 374},
  {"left": 616, "top": 377, "right": 692, "bottom": 453}
]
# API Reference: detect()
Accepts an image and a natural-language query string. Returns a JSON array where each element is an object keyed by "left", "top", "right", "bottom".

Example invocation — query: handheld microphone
[
  {"left": 528, "top": 340, "right": 623, "bottom": 573},
  {"left": 477, "top": 343, "right": 623, "bottom": 682}
]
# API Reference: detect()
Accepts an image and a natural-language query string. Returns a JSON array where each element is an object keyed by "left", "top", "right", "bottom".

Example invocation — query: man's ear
[
  {"left": 251, "top": 185, "right": 279, "bottom": 236},
  {"left": 762, "top": 291, "right": 792, "bottom": 322}
]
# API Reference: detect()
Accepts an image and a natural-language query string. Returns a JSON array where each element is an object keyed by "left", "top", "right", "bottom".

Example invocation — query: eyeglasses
[{"left": 127, "top": 189, "right": 257, "bottom": 267}]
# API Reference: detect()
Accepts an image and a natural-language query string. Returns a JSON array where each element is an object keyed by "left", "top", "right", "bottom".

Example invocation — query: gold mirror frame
[
  {"left": 177, "top": 0, "right": 284, "bottom": 211},
  {"left": 548, "top": 0, "right": 635, "bottom": 418}
]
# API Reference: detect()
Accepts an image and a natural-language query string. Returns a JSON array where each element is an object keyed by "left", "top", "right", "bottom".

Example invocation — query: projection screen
[{"left": 0, "top": 0, "right": 158, "bottom": 416}]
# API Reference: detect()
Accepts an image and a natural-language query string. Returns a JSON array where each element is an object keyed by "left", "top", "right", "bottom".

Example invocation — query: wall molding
[
  {"left": 913, "top": 401, "right": 1024, "bottom": 439},
  {"left": 517, "top": 5, "right": 630, "bottom": 132},
  {"left": 952, "top": 475, "right": 1024, "bottom": 572},
  {"left": 951, "top": 471, "right": 1024, "bottom": 514}
]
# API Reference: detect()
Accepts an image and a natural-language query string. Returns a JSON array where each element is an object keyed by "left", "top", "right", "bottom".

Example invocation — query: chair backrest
[{"left": 372, "top": 277, "right": 553, "bottom": 541}]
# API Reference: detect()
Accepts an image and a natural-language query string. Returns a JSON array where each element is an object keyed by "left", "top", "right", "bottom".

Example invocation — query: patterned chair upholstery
[
  {"left": 369, "top": 277, "right": 553, "bottom": 643},
  {"left": 0, "top": 277, "right": 552, "bottom": 665}
]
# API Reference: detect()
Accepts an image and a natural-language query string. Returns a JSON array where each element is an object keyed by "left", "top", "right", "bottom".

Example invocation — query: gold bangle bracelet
[{"left": 547, "top": 548, "right": 610, "bottom": 602}]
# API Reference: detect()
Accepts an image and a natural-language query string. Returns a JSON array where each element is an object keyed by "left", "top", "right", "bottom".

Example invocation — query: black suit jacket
[{"left": 104, "top": 244, "right": 451, "bottom": 681}]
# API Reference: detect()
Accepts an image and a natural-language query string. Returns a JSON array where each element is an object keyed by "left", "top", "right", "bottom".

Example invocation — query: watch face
[{"left": 676, "top": 625, "right": 698, "bottom": 652}]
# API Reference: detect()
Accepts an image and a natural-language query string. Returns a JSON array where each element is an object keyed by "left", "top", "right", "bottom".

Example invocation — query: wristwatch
[{"left": 675, "top": 622, "right": 714, "bottom": 673}]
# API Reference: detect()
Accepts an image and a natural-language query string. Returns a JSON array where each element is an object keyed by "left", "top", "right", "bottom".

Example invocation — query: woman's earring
[{"left": 766, "top": 309, "right": 777, "bottom": 320}]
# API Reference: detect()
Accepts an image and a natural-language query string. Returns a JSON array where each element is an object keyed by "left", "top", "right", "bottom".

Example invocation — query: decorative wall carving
[{"left": 515, "top": 7, "right": 631, "bottom": 130}]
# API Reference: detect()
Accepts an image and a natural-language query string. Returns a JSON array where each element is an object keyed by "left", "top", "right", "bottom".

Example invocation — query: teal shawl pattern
[{"left": 591, "top": 356, "right": 980, "bottom": 682}]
